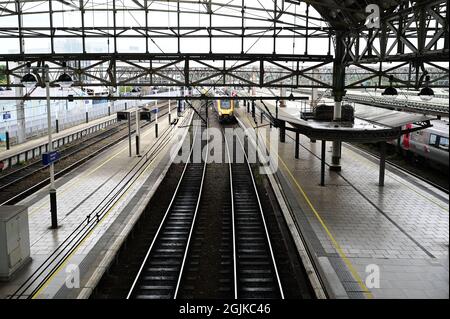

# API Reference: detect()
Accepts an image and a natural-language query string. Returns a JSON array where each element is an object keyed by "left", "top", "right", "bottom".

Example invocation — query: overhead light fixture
[
  {"left": 382, "top": 75, "right": 398, "bottom": 98},
  {"left": 56, "top": 62, "right": 73, "bottom": 88},
  {"left": 56, "top": 72, "right": 73, "bottom": 89},
  {"left": 21, "top": 62, "right": 38, "bottom": 89},
  {"left": 419, "top": 75, "right": 434, "bottom": 101}
]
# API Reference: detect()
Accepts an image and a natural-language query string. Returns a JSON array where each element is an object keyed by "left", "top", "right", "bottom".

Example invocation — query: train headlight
[{"left": 219, "top": 112, "right": 222, "bottom": 116}]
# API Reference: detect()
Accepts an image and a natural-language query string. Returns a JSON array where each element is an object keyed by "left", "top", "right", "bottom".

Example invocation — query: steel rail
[
  {"left": 126, "top": 118, "right": 203, "bottom": 299},
  {"left": 222, "top": 126, "right": 238, "bottom": 299},
  {"left": 173, "top": 120, "right": 209, "bottom": 298},
  {"left": 9, "top": 112, "right": 184, "bottom": 299},
  {"left": 234, "top": 132, "right": 285, "bottom": 299}
]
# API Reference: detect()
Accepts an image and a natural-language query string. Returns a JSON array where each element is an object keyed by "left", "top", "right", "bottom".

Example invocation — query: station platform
[
  {"left": 0, "top": 108, "right": 192, "bottom": 299},
  {"left": 0, "top": 113, "right": 118, "bottom": 170},
  {"left": 236, "top": 107, "right": 449, "bottom": 299}
]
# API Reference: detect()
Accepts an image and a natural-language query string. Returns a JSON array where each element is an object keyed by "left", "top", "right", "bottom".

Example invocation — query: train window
[
  {"left": 429, "top": 134, "right": 438, "bottom": 146},
  {"left": 439, "top": 137, "right": 449, "bottom": 151},
  {"left": 220, "top": 100, "right": 231, "bottom": 109}
]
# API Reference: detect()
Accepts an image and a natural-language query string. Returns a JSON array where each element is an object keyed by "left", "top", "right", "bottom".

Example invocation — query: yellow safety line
[
  {"left": 243, "top": 114, "right": 373, "bottom": 299},
  {"left": 29, "top": 124, "right": 157, "bottom": 215},
  {"left": 31, "top": 122, "right": 176, "bottom": 299}
]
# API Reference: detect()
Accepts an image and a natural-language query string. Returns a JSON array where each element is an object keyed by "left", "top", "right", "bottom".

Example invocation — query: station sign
[
  {"left": 2, "top": 113, "right": 11, "bottom": 120},
  {"left": 42, "top": 151, "right": 61, "bottom": 166}
]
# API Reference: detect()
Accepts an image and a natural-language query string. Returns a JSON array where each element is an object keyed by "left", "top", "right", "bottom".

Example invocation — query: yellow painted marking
[
  {"left": 242, "top": 114, "right": 373, "bottom": 299},
  {"left": 279, "top": 125, "right": 447, "bottom": 213},
  {"left": 32, "top": 121, "right": 179, "bottom": 299},
  {"left": 32, "top": 174, "right": 136, "bottom": 298}
]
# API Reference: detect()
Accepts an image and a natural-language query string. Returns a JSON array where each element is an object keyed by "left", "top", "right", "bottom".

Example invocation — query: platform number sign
[{"left": 42, "top": 151, "right": 61, "bottom": 165}]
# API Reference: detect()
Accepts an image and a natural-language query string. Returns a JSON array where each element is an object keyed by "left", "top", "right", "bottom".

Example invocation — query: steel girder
[
  {"left": 0, "top": 0, "right": 330, "bottom": 54},
  {"left": 341, "top": 0, "right": 449, "bottom": 90},
  {"left": 0, "top": 1, "right": 447, "bottom": 93},
  {"left": 0, "top": 53, "right": 334, "bottom": 89}
]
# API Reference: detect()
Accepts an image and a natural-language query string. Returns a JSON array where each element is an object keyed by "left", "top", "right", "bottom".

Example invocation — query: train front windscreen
[{"left": 220, "top": 100, "right": 232, "bottom": 109}]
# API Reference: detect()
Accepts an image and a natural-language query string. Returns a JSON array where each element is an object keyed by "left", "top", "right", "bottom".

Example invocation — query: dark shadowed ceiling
[{"left": 304, "top": 0, "right": 407, "bottom": 30}]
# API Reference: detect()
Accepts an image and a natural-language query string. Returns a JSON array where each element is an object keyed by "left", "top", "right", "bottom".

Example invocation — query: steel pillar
[
  {"left": 45, "top": 69, "right": 58, "bottom": 229},
  {"left": 279, "top": 121, "right": 286, "bottom": 143},
  {"left": 251, "top": 101, "right": 255, "bottom": 118},
  {"left": 379, "top": 141, "right": 386, "bottom": 187},
  {"left": 135, "top": 109, "right": 141, "bottom": 157},
  {"left": 330, "top": 31, "right": 346, "bottom": 172},
  {"left": 127, "top": 116, "right": 132, "bottom": 157},
  {"left": 15, "top": 86, "right": 26, "bottom": 144},
  {"left": 321, "top": 140, "right": 326, "bottom": 186}
]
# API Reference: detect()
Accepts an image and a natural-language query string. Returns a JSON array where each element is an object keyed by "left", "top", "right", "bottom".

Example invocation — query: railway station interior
[{"left": 0, "top": 0, "right": 448, "bottom": 309}]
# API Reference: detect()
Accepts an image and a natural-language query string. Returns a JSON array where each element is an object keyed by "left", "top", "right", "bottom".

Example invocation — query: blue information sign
[
  {"left": 42, "top": 151, "right": 61, "bottom": 165},
  {"left": 152, "top": 108, "right": 159, "bottom": 114},
  {"left": 2, "top": 113, "right": 11, "bottom": 120}
]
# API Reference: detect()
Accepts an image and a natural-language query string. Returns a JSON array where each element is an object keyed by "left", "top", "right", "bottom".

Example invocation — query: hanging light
[
  {"left": 21, "top": 63, "right": 38, "bottom": 89},
  {"left": 382, "top": 75, "right": 398, "bottom": 98},
  {"left": 56, "top": 62, "right": 73, "bottom": 88},
  {"left": 419, "top": 75, "right": 434, "bottom": 101}
]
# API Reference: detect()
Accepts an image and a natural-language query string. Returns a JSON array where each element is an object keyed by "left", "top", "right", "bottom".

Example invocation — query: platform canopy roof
[
  {"left": 0, "top": 0, "right": 447, "bottom": 93},
  {"left": 354, "top": 104, "right": 433, "bottom": 128},
  {"left": 243, "top": 91, "right": 433, "bottom": 142},
  {"left": 308, "top": 0, "right": 403, "bottom": 30}
]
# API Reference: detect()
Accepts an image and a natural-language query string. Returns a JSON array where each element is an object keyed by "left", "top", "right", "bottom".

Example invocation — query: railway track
[
  {"left": 127, "top": 107, "right": 285, "bottom": 299},
  {"left": 232, "top": 160, "right": 284, "bottom": 299},
  {"left": 0, "top": 102, "right": 171, "bottom": 206},
  {"left": 9, "top": 108, "right": 186, "bottom": 299},
  {"left": 127, "top": 117, "right": 207, "bottom": 299}
]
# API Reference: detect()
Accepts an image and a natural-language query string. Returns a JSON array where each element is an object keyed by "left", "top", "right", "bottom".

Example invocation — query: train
[
  {"left": 390, "top": 119, "right": 449, "bottom": 168},
  {"left": 214, "top": 99, "right": 236, "bottom": 123},
  {"left": 214, "top": 92, "right": 236, "bottom": 123}
]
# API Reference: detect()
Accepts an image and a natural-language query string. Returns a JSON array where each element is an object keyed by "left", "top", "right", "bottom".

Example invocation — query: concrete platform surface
[
  {"left": 237, "top": 107, "right": 449, "bottom": 299},
  {"left": 0, "top": 108, "right": 192, "bottom": 299}
]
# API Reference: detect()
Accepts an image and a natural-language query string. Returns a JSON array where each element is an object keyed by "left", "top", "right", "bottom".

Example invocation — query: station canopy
[{"left": 0, "top": 1, "right": 447, "bottom": 92}]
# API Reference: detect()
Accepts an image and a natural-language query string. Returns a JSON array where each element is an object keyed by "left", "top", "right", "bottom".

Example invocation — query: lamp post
[
  {"left": 136, "top": 107, "right": 141, "bottom": 157},
  {"left": 168, "top": 87, "right": 171, "bottom": 124},
  {"left": 21, "top": 62, "right": 73, "bottom": 229}
]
